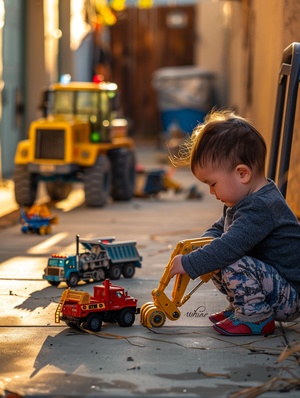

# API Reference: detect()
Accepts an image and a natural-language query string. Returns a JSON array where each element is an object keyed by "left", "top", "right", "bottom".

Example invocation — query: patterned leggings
[{"left": 212, "top": 256, "right": 300, "bottom": 323}]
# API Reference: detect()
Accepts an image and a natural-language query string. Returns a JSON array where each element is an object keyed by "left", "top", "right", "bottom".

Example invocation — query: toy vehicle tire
[
  {"left": 117, "top": 308, "right": 136, "bottom": 327},
  {"left": 38, "top": 226, "right": 47, "bottom": 235},
  {"left": 14, "top": 165, "right": 38, "bottom": 206},
  {"left": 83, "top": 313, "right": 103, "bottom": 332},
  {"left": 108, "top": 264, "right": 122, "bottom": 280},
  {"left": 46, "top": 181, "right": 72, "bottom": 201},
  {"left": 83, "top": 155, "right": 111, "bottom": 207},
  {"left": 66, "top": 321, "right": 80, "bottom": 330},
  {"left": 93, "top": 269, "right": 105, "bottom": 282},
  {"left": 67, "top": 273, "right": 79, "bottom": 287},
  {"left": 122, "top": 263, "right": 135, "bottom": 278},
  {"left": 48, "top": 281, "right": 60, "bottom": 287},
  {"left": 149, "top": 310, "right": 166, "bottom": 328},
  {"left": 108, "top": 148, "right": 136, "bottom": 201}
]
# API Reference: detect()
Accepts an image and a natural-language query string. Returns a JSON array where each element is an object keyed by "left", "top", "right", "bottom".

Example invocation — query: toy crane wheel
[
  {"left": 141, "top": 303, "right": 166, "bottom": 328},
  {"left": 140, "top": 302, "right": 154, "bottom": 325},
  {"left": 148, "top": 309, "right": 166, "bottom": 328}
]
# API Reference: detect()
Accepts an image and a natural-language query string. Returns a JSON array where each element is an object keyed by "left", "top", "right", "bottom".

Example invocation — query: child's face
[{"left": 194, "top": 163, "right": 250, "bottom": 207}]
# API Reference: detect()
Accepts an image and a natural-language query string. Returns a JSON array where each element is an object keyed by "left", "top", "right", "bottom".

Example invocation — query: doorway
[{"left": 109, "top": 5, "right": 197, "bottom": 140}]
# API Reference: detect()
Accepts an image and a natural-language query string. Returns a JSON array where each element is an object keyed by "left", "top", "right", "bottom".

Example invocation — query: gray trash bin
[{"left": 152, "top": 66, "right": 216, "bottom": 136}]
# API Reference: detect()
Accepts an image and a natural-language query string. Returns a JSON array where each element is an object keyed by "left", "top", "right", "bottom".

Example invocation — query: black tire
[
  {"left": 67, "top": 273, "right": 79, "bottom": 287},
  {"left": 83, "top": 313, "right": 103, "bottom": 332},
  {"left": 117, "top": 308, "right": 136, "bottom": 327},
  {"left": 83, "top": 155, "right": 111, "bottom": 207},
  {"left": 93, "top": 269, "right": 105, "bottom": 282},
  {"left": 149, "top": 310, "right": 166, "bottom": 328},
  {"left": 122, "top": 263, "right": 135, "bottom": 278},
  {"left": 108, "top": 148, "right": 136, "bottom": 201},
  {"left": 46, "top": 181, "right": 72, "bottom": 200},
  {"left": 47, "top": 281, "right": 60, "bottom": 287},
  {"left": 14, "top": 165, "right": 38, "bottom": 206},
  {"left": 66, "top": 321, "right": 80, "bottom": 329},
  {"left": 108, "top": 264, "right": 122, "bottom": 280}
]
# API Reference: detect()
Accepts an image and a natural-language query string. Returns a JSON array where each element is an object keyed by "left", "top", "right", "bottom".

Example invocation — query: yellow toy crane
[{"left": 140, "top": 237, "right": 213, "bottom": 328}]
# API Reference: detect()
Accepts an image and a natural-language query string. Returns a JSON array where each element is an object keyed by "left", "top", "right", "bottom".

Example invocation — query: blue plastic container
[
  {"left": 152, "top": 66, "right": 215, "bottom": 136},
  {"left": 161, "top": 108, "right": 206, "bottom": 135}
]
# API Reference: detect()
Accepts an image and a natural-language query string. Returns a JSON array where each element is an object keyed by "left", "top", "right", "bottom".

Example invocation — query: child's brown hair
[{"left": 172, "top": 109, "right": 267, "bottom": 175}]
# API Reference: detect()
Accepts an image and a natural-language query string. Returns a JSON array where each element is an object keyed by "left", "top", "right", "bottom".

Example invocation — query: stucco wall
[
  {"left": 197, "top": 0, "right": 300, "bottom": 216},
  {"left": 249, "top": 0, "right": 300, "bottom": 215}
]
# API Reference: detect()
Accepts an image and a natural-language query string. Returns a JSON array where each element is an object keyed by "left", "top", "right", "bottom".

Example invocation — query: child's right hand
[{"left": 170, "top": 254, "right": 185, "bottom": 278}]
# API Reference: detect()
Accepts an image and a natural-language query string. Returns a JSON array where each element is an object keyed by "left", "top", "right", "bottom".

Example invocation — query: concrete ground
[{"left": 0, "top": 144, "right": 300, "bottom": 398}]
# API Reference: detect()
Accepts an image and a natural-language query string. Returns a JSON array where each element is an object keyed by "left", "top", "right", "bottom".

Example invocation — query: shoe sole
[{"left": 213, "top": 323, "right": 275, "bottom": 336}]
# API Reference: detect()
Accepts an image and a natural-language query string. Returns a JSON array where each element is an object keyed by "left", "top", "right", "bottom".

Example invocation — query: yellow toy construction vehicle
[
  {"left": 14, "top": 78, "right": 135, "bottom": 207},
  {"left": 140, "top": 237, "right": 213, "bottom": 328}
]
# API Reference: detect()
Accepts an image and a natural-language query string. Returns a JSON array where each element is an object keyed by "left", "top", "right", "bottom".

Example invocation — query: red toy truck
[{"left": 55, "top": 279, "right": 139, "bottom": 332}]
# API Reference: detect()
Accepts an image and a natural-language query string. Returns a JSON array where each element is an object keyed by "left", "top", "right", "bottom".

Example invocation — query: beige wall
[{"left": 197, "top": 0, "right": 300, "bottom": 215}]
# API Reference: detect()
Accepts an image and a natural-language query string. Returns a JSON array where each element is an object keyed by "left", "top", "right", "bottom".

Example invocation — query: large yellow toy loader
[{"left": 14, "top": 80, "right": 135, "bottom": 207}]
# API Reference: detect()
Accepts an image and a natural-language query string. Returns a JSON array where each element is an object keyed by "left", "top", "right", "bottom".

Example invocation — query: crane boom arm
[{"left": 141, "top": 237, "right": 213, "bottom": 327}]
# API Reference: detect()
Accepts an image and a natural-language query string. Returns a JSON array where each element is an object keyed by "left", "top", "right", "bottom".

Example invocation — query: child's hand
[{"left": 170, "top": 254, "right": 185, "bottom": 278}]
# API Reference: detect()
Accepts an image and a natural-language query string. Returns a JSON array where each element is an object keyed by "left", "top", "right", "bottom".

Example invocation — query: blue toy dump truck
[{"left": 43, "top": 235, "right": 142, "bottom": 287}]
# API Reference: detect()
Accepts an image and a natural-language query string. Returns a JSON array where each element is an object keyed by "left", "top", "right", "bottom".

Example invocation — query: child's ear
[{"left": 235, "top": 164, "right": 251, "bottom": 183}]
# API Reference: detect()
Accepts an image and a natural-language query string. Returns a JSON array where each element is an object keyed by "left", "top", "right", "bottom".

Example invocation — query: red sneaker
[
  {"left": 213, "top": 314, "right": 275, "bottom": 336},
  {"left": 209, "top": 309, "right": 233, "bottom": 324}
]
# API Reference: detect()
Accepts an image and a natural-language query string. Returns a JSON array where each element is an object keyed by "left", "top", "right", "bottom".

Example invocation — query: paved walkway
[
  {"left": 1, "top": 145, "right": 300, "bottom": 398},
  {"left": 0, "top": 179, "right": 18, "bottom": 217}
]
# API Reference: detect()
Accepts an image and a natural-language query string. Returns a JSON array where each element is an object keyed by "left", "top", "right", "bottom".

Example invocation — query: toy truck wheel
[
  {"left": 66, "top": 321, "right": 80, "bottom": 330},
  {"left": 38, "top": 226, "right": 47, "bottom": 235},
  {"left": 83, "top": 155, "right": 111, "bottom": 207},
  {"left": 46, "top": 225, "right": 52, "bottom": 234},
  {"left": 109, "top": 148, "right": 136, "bottom": 201},
  {"left": 48, "top": 281, "right": 60, "bottom": 287},
  {"left": 83, "top": 313, "right": 103, "bottom": 332},
  {"left": 122, "top": 263, "right": 135, "bottom": 278},
  {"left": 46, "top": 181, "right": 72, "bottom": 201},
  {"left": 67, "top": 273, "right": 79, "bottom": 287},
  {"left": 14, "top": 165, "right": 38, "bottom": 206},
  {"left": 108, "top": 264, "right": 122, "bottom": 280},
  {"left": 93, "top": 269, "right": 105, "bottom": 282},
  {"left": 117, "top": 308, "right": 136, "bottom": 327}
]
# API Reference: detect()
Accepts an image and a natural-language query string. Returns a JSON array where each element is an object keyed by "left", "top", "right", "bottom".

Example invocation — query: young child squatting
[{"left": 170, "top": 109, "right": 300, "bottom": 336}]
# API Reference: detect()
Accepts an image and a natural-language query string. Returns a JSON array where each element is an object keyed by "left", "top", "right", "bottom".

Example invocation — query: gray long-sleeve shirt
[{"left": 181, "top": 179, "right": 300, "bottom": 295}]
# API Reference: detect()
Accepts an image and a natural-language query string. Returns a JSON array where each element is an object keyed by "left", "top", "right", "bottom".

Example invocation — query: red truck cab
[{"left": 55, "top": 279, "right": 139, "bottom": 332}]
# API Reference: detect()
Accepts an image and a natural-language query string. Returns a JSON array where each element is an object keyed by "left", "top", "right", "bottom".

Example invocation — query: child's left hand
[{"left": 170, "top": 254, "right": 186, "bottom": 278}]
